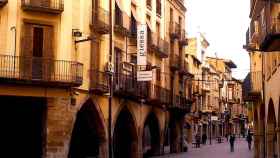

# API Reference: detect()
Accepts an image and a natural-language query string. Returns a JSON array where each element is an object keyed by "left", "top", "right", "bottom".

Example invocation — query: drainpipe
[
  {"left": 10, "top": 26, "right": 16, "bottom": 76},
  {"left": 108, "top": 0, "right": 113, "bottom": 158},
  {"left": 261, "top": 52, "right": 266, "bottom": 158}
]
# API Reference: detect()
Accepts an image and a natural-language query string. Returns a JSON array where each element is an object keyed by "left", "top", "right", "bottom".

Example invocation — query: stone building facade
[
  {"left": 244, "top": 0, "right": 280, "bottom": 157},
  {"left": 0, "top": 0, "right": 191, "bottom": 158}
]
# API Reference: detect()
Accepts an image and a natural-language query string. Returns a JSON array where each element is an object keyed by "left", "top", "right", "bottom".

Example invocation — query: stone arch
[
  {"left": 68, "top": 98, "right": 107, "bottom": 158},
  {"left": 266, "top": 98, "right": 277, "bottom": 158},
  {"left": 142, "top": 112, "right": 161, "bottom": 157},
  {"left": 113, "top": 107, "right": 139, "bottom": 158}
]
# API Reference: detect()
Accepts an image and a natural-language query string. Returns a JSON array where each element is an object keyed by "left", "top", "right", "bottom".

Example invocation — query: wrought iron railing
[
  {"left": 148, "top": 84, "right": 171, "bottom": 105},
  {"left": 179, "top": 29, "right": 188, "bottom": 46},
  {"left": 90, "top": 70, "right": 109, "bottom": 93},
  {"left": 170, "top": 54, "right": 180, "bottom": 70},
  {"left": 250, "top": 71, "right": 262, "bottom": 94},
  {"left": 91, "top": 7, "right": 110, "bottom": 34},
  {"left": 21, "top": 0, "right": 64, "bottom": 13},
  {"left": 0, "top": 55, "right": 83, "bottom": 86},
  {"left": 169, "top": 21, "right": 180, "bottom": 39}
]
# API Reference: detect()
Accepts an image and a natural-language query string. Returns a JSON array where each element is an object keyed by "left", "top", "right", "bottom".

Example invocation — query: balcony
[
  {"left": 170, "top": 54, "right": 180, "bottom": 71},
  {"left": 90, "top": 70, "right": 109, "bottom": 94},
  {"left": 113, "top": 73, "right": 148, "bottom": 100},
  {"left": 147, "top": 84, "right": 171, "bottom": 107},
  {"left": 21, "top": 0, "right": 64, "bottom": 14},
  {"left": 169, "top": 21, "right": 180, "bottom": 40},
  {"left": 179, "top": 29, "right": 188, "bottom": 46},
  {"left": 259, "top": 16, "right": 280, "bottom": 51},
  {"left": 114, "top": 12, "right": 129, "bottom": 36},
  {"left": 249, "top": 71, "right": 262, "bottom": 100},
  {"left": 168, "top": 95, "right": 191, "bottom": 113},
  {"left": 149, "top": 33, "right": 169, "bottom": 58},
  {"left": 0, "top": 55, "right": 83, "bottom": 87},
  {"left": 91, "top": 8, "right": 110, "bottom": 34},
  {"left": 0, "top": 0, "right": 7, "bottom": 7},
  {"left": 179, "top": 60, "right": 190, "bottom": 76}
]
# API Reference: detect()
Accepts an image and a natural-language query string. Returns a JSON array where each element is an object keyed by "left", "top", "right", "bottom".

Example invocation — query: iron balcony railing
[
  {"left": 114, "top": 11, "right": 129, "bottom": 36},
  {"left": 91, "top": 7, "right": 110, "bottom": 34},
  {"left": 259, "top": 16, "right": 280, "bottom": 50},
  {"left": 0, "top": 55, "right": 83, "bottom": 86},
  {"left": 113, "top": 73, "right": 148, "bottom": 99},
  {"left": 147, "top": 84, "right": 171, "bottom": 106},
  {"left": 169, "top": 95, "right": 191, "bottom": 111},
  {"left": 179, "top": 29, "right": 188, "bottom": 46},
  {"left": 90, "top": 70, "right": 109, "bottom": 94},
  {"left": 170, "top": 54, "right": 180, "bottom": 70},
  {"left": 150, "top": 33, "right": 169, "bottom": 58},
  {"left": 0, "top": 0, "right": 7, "bottom": 7},
  {"left": 250, "top": 71, "right": 262, "bottom": 94},
  {"left": 179, "top": 60, "right": 190, "bottom": 75},
  {"left": 169, "top": 21, "right": 180, "bottom": 40},
  {"left": 21, "top": 0, "right": 64, "bottom": 14}
]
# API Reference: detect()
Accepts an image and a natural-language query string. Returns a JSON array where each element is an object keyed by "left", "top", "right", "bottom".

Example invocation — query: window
[
  {"left": 156, "top": 68, "right": 161, "bottom": 81},
  {"left": 146, "top": 0, "right": 152, "bottom": 9},
  {"left": 156, "top": 0, "right": 161, "bottom": 16},
  {"left": 115, "top": 3, "right": 122, "bottom": 26}
]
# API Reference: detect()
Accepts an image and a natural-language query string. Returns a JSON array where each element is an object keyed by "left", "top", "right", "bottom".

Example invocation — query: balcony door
[
  {"left": 32, "top": 27, "right": 44, "bottom": 80},
  {"left": 21, "top": 23, "right": 54, "bottom": 81}
]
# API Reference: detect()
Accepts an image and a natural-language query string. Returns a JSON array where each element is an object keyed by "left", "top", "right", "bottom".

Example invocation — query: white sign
[
  {"left": 137, "top": 71, "right": 152, "bottom": 81},
  {"left": 137, "top": 24, "right": 147, "bottom": 66},
  {"left": 211, "top": 116, "right": 218, "bottom": 121}
]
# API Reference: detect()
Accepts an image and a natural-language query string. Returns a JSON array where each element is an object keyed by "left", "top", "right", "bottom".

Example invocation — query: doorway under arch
[
  {"left": 113, "top": 108, "right": 138, "bottom": 158},
  {"left": 142, "top": 112, "right": 161, "bottom": 158},
  {"left": 68, "top": 99, "right": 106, "bottom": 158}
]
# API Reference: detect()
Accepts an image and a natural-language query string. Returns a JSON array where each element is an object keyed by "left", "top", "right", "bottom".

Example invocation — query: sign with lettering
[
  {"left": 137, "top": 24, "right": 147, "bottom": 66},
  {"left": 137, "top": 71, "right": 152, "bottom": 81}
]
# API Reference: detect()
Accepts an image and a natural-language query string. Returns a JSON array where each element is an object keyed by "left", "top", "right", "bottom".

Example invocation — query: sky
[{"left": 186, "top": 0, "right": 250, "bottom": 80}]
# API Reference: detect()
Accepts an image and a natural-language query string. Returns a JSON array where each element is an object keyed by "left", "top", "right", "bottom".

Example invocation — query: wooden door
[{"left": 32, "top": 27, "right": 44, "bottom": 80}]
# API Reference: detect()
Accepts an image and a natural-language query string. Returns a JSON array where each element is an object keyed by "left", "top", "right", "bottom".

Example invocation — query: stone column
[
  {"left": 259, "top": 120, "right": 265, "bottom": 158},
  {"left": 254, "top": 131, "right": 261, "bottom": 158},
  {"left": 276, "top": 127, "right": 280, "bottom": 158},
  {"left": 266, "top": 124, "right": 276, "bottom": 158}
]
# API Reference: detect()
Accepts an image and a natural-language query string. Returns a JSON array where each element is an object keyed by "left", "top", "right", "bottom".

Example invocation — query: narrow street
[{"left": 155, "top": 138, "right": 253, "bottom": 158}]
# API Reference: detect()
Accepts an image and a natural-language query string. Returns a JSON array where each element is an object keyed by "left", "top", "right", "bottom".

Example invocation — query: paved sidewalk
[{"left": 154, "top": 138, "right": 253, "bottom": 158}]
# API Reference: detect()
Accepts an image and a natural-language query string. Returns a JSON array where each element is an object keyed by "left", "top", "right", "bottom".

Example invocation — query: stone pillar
[
  {"left": 276, "top": 127, "right": 280, "bottom": 158},
  {"left": 266, "top": 124, "right": 276, "bottom": 158},
  {"left": 259, "top": 120, "right": 265, "bottom": 158},
  {"left": 254, "top": 132, "right": 261, "bottom": 158}
]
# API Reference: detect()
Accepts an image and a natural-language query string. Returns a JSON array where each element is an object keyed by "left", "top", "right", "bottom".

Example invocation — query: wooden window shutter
[
  {"left": 43, "top": 26, "right": 54, "bottom": 81},
  {"left": 20, "top": 23, "right": 34, "bottom": 79}
]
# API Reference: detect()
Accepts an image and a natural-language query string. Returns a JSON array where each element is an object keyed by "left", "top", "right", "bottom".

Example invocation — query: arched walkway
[
  {"left": 266, "top": 99, "right": 277, "bottom": 158},
  {"left": 142, "top": 112, "right": 161, "bottom": 158},
  {"left": 68, "top": 99, "right": 107, "bottom": 158},
  {"left": 113, "top": 108, "right": 138, "bottom": 158},
  {"left": 169, "top": 116, "right": 182, "bottom": 153},
  {"left": 259, "top": 103, "right": 266, "bottom": 158},
  {"left": 253, "top": 108, "right": 260, "bottom": 158}
]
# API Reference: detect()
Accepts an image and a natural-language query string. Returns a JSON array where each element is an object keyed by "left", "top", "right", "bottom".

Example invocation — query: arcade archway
[
  {"left": 142, "top": 112, "right": 161, "bottom": 158},
  {"left": 266, "top": 99, "right": 277, "bottom": 158},
  {"left": 113, "top": 108, "right": 138, "bottom": 158},
  {"left": 68, "top": 99, "right": 106, "bottom": 158}
]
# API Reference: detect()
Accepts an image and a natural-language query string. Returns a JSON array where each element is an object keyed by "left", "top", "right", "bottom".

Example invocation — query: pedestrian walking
[
  {"left": 229, "top": 134, "right": 235, "bottom": 152},
  {"left": 195, "top": 133, "right": 201, "bottom": 148},
  {"left": 246, "top": 132, "right": 252, "bottom": 150},
  {"left": 202, "top": 133, "right": 207, "bottom": 144}
]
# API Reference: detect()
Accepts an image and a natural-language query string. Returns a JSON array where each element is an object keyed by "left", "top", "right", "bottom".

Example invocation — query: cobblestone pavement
[{"left": 155, "top": 138, "right": 253, "bottom": 158}]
